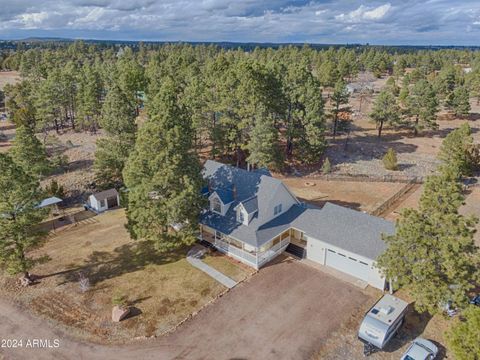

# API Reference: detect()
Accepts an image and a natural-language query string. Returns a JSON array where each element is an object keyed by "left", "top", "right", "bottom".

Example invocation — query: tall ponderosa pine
[
  {"left": 123, "top": 79, "right": 204, "bottom": 248},
  {"left": 0, "top": 153, "right": 47, "bottom": 279},
  {"left": 77, "top": 65, "right": 102, "bottom": 133},
  {"left": 451, "top": 86, "right": 471, "bottom": 117},
  {"left": 95, "top": 85, "right": 137, "bottom": 189},
  {"left": 10, "top": 125, "right": 50, "bottom": 177},
  {"left": 330, "top": 80, "right": 350, "bottom": 139},
  {"left": 247, "top": 106, "right": 282, "bottom": 170},
  {"left": 377, "top": 170, "right": 479, "bottom": 315},
  {"left": 405, "top": 79, "right": 439, "bottom": 135},
  {"left": 370, "top": 87, "right": 400, "bottom": 137}
]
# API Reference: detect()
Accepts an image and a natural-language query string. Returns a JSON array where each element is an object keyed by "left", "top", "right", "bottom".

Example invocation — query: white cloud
[
  {"left": 336, "top": 3, "right": 392, "bottom": 23},
  {"left": 16, "top": 11, "right": 51, "bottom": 29},
  {"left": 0, "top": 1, "right": 478, "bottom": 45},
  {"left": 364, "top": 4, "right": 392, "bottom": 20}
]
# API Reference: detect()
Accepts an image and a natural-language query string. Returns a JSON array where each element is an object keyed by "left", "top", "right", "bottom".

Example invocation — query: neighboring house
[
  {"left": 88, "top": 189, "right": 120, "bottom": 213},
  {"left": 199, "top": 160, "right": 394, "bottom": 290}
]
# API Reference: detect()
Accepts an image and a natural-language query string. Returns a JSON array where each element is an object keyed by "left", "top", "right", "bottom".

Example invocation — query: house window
[
  {"left": 237, "top": 210, "right": 245, "bottom": 223},
  {"left": 274, "top": 204, "right": 282, "bottom": 216},
  {"left": 211, "top": 197, "right": 222, "bottom": 214}
]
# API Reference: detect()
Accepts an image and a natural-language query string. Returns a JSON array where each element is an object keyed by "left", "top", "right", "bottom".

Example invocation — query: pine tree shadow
[{"left": 60, "top": 241, "right": 187, "bottom": 286}]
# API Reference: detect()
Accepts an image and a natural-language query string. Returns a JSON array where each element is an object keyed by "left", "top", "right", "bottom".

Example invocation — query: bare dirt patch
[
  {"left": 0, "top": 71, "right": 20, "bottom": 90},
  {"left": 295, "top": 73, "right": 480, "bottom": 180},
  {"left": 281, "top": 177, "right": 405, "bottom": 213},
  {"left": 0, "top": 209, "right": 252, "bottom": 343}
]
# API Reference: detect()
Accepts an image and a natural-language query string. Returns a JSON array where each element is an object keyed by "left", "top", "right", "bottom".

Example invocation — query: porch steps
[{"left": 286, "top": 243, "right": 306, "bottom": 259}]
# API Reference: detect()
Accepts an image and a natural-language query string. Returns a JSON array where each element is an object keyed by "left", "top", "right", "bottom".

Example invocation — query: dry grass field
[
  {"left": 0, "top": 71, "right": 20, "bottom": 90},
  {"left": 0, "top": 208, "right": 252, "bottom": 343}
]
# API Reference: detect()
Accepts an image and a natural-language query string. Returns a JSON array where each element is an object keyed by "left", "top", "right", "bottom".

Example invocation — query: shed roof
[
  {"left": 36, "top": 196, "right": 63, "bottom": 209},
  {"left": 92, "top": 188, "right": 119, "bottom": 202}
]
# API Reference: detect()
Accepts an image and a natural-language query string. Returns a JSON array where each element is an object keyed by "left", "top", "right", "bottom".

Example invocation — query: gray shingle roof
[
  {"left": 213, "top": 187, "right": 234, "bottom": 204},
  {"left": 239, "top": 196, "right": 258, "bottom": 214},
  {"left": 200, "top": 161, "right": 394, "bottom": 260},
  {"left": 92, "top": 188, "right": 119, "bottom": 202},
  {"left": 293, "top": 203, "right": 393, "bottom": 260}
]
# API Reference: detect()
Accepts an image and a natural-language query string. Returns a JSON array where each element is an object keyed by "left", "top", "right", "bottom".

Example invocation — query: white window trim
[{"left": 210, "top": 195, "right": 223, "bottom": 214}]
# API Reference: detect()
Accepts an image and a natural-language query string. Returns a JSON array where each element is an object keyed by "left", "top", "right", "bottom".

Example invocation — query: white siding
[{"left": 259, "top": 184, "right": 298, "bottom": 224}]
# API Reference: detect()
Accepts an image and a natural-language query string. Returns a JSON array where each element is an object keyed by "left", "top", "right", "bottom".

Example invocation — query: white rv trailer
[{"left": 358, "top": 294, "right": 409, "bottom": 350}]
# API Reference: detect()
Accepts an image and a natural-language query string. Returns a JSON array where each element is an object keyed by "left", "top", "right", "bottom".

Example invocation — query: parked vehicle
[
  {"left": 469, "top": 294, "right": 480, "bottom": 307},
  {"left": 400, "top": 338, "right": 438, "bottom": 360},
  {"left": 358, "top": 294, "right": 409, "bottom": 350}
]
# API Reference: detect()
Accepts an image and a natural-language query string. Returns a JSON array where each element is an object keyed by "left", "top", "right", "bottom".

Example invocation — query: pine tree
[
  {"left": 10, "top": 125, "right": 50, "bottom": 177},
  {"left": 377, "top": 171, "right": 479, "bottom": 315},
  {"left": 330, "top": 80, "right": 350, "bottom": 138},
  {"left": 99, "top": 85, "right": 137, "bottom": 136},
  {"left": 94, "top": 85, "right": 137, "bottom": 189},
  {"left": 0, "top": 153, "right": 47, "bottom": 279},
  {"left": 370, "top": 87, "right": 400, "bottom": 137},
  {"left": 300, "top": 76, "right": 327, "bottom": 163},
  {"left": 406, "top": 79, "right": 439, "bottom": 135},
  {"left": 452, "top": 86, "right": 471, "bottom": 117},
  {"left": 445, "top": 306, "right": 480, "bottom": 360},
  {"left": 123, "top": 78, "right": 204, "bottom": 248},
  {"left": 247, "top": 107, "right": 282, "bottom": 170},
  {"left": 77, "top": 65, "right": 102, "bottom": 133},
  {"left": 438, "top": 123, "right": 476, "bottom": 177}
]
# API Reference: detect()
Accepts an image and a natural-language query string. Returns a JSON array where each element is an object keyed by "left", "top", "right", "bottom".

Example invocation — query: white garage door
[{"left": 325, "top": 249, "right": 370, "bottom": 282}]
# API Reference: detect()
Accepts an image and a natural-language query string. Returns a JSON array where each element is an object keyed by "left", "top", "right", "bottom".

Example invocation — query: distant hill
[{"left": 1, "top": 37, "right": 480, "bottom": 52}]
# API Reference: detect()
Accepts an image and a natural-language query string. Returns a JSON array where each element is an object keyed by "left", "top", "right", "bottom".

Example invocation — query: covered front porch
[{"left": 199, "top": 225, "right": 291, "bottom": 268}]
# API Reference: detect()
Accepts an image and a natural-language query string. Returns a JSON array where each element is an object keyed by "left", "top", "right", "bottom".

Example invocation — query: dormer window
[
  {"left": 274, "top": 204, "right": 282, "bottom": 216},
  {"left": 211, "top": 197, "right": 222, "bottom": 214},
  {"left": 238, "top": 210, "right": 245, "bottom": 223}
]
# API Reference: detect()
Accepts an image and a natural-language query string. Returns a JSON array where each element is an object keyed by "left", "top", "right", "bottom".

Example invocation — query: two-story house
[{"left": 199, "top": 160, "right": 394, "bottom": 290}]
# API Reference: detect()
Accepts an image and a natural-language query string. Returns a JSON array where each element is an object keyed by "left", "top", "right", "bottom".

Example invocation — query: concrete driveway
[{"left": 0, "top": 256, "right": 371, "bottom": 360}]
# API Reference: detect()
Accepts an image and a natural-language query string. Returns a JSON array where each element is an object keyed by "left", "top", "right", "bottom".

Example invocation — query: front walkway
[{"left": 187, "top": 246, "right": 237, "bottom": 288}]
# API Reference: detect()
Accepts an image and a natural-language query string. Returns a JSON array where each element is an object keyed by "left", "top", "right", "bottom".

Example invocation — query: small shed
[{"left": 88, "top": 189, "right": 120, "bottom": 213}]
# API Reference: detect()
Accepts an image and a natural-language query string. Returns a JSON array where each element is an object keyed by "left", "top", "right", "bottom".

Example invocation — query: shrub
[
  {"left": 51, "top": 154, "right": 69, "bottom": 172},
  {"left": 112, "top": 293, "right": 127, "bottom": 307},
  {"left": 321, "top": 158, "right": 332, "bottom": 174},
  {"left": 383, "top": 148, "right": 398, "bottom": 170}
]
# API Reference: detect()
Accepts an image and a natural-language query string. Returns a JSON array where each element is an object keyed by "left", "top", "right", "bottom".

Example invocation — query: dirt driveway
[{"left": 0, "top": 256, "right": 372, "bottom": 360}]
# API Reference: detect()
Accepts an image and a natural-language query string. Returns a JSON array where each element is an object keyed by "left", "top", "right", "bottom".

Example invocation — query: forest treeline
[{"left": 2, "top": 42, "right": 480, "bottom": 189}]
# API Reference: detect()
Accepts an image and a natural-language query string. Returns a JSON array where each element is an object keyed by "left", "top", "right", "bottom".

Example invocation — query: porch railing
[
  {"left": 214, "top": 238, "right": 258, "bottom": 265},
  {"left": 257, "top": 238, "right": 289, "bottom": 267}
]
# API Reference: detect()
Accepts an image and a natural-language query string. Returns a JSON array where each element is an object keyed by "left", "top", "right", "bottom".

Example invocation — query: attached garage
[
  {"left": 292, "top": 203, "right": 395, "bottom": 290},
  {"left": 325, "top": 249, "right": 370, "bottom": 282}
]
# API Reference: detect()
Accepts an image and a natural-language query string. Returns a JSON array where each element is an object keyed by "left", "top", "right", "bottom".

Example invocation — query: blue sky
[{"left": 0, "top": 0, "right": 479, "bottom": 45}]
